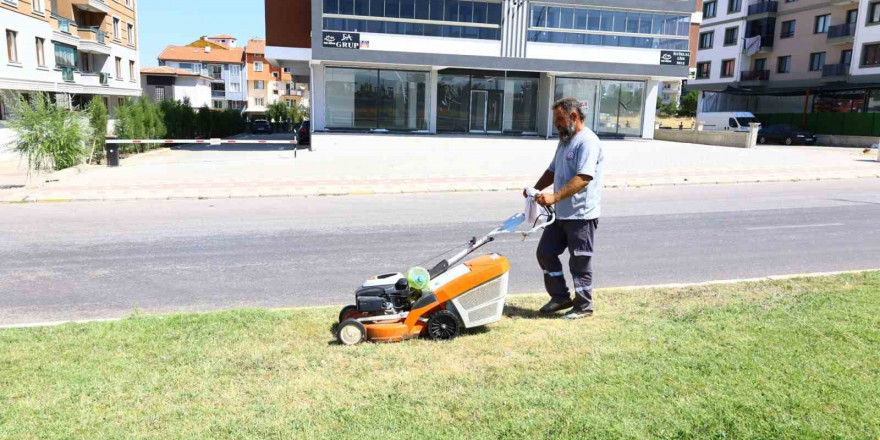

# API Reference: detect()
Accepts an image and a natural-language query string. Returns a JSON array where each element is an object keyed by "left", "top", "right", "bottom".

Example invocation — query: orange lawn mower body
[{"left": 336, "top": 205, "right": 555, "bottom": 345}]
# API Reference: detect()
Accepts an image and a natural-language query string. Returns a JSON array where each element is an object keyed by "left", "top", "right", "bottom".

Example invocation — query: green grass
[{"left": 2, "top": 273, "right": 879, "bottom": 439}]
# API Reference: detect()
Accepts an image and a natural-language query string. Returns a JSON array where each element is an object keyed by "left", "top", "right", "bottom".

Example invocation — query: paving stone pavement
[{"left": 1, "top": 133, "right": 877, "bottom": 203}]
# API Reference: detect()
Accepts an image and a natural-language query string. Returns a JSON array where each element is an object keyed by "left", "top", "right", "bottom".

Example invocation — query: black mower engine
[{"left": 355, "top": 274, "right": 416, "bottom": 315}]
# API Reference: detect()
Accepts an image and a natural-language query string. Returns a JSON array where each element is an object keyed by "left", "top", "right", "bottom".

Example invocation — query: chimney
[{"left": 204, "top": 46, "right": 211, "bottom": 53}]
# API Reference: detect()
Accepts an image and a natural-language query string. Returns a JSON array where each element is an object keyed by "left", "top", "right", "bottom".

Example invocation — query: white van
[{"left": 698, "top": 112, "right": 760, "bottom": 132}]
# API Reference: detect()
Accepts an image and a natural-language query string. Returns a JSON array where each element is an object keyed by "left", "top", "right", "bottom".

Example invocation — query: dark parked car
[
  {"left": 251, "top": 119, "right": 271, "bottom": 134},
  {"left": 758, "top": 124, "right": 816, "bottom": 145},
  {"left": 296, "top": 120, "right": 310, "bottom": 147}
]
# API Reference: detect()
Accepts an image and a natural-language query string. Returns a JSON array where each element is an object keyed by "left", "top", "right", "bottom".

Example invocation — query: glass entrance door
[
  {"left": 469, "top": 90, "right": 487, "bottom": 132},
  {"left": 487, "top": 90, "right": 504, "bottom": 133}
]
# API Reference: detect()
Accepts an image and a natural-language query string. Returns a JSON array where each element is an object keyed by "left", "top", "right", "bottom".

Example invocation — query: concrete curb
[
  {"left": 2, "top": 174, "right": 879, "bottom": 204},
  {"left": 1, "top": 268, "right": 876, "bottom": 330}
]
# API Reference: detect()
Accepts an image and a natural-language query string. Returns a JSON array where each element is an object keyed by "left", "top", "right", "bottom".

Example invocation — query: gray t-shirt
[{"left": 547, "top": 128, "right": 604, "bottom": 220}]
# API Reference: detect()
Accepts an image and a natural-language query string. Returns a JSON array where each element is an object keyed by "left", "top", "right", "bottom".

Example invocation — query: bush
[
  {"left": 267, "top": 101, "right": 289, "bottom": 125},
  {"left": 288, "top": 103, "right": 308, "bottom": 125},
  {"left": 679, "top": 91, "right": 698, "bottom": 117},
  {"left": 114, "top": 96, "right": 166, "bottom": 154},
  {"left": 87, "top": 95, "right": 108, "bottom": 163},
  {"left": 160, "top": 98, "right": 197, "bottom": 139},
  {"left": 5, "top": 92, "right": 89, "bottom": 174}
]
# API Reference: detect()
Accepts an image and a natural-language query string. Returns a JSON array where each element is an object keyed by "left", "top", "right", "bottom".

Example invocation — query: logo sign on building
[
  {"left": 323, "top": 32, "right": 361, "bottom": 49},
  {"left": 660, "top": 50, "right": 691, "bottom": 66}
]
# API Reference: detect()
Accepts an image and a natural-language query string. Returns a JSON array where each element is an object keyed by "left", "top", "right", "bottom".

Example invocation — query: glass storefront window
[
  {"left": 437, "top": 74, "right": 471, "bottom": 132},
  {"left": 326, "top": 67, "right": 428, "bottom": 131},
  {"left": 812, "top": 90, "right": 866, "bottom": 113},
  {"left": 867, "top": 89, "right": 880, "bottom": 112},
  {"left": 555, "top": 78, "right": 645, "bottom": 137},
  {"left": 504, "top": 75, "right": 539, "bottom": 132}
]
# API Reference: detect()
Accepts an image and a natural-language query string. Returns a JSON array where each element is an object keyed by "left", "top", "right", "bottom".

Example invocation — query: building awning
[{"left": 701, "top": 83, "right": 880, "bottom": 97}]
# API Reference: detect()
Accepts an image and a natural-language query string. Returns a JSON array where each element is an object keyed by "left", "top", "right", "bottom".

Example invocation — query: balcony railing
[
  {"left": 822, "top": 63, "right": 850, "bottom": 77},
  {"left": 60, "top": 67, "right": 75, "bottom": 82},
  {"left": 99, "top": 72, "right": 109, "bottom": 85},
  {"left": 748, "top": 1, "right": 778, "bottom": 15},
  {"left": 211, "top": 90, "right": 225, "bottom": 98},
  {"left": 741, "top": 70, "right": 770, "bottom": 81},
  {"left": 56, "top": 16, "right": 74, "bottom": 34},
  {"left": 827, "top": 23, "right": 856, "bottom": 39},
  {"left": 76, "top": 26, "right": 107, "bottom": 44}
]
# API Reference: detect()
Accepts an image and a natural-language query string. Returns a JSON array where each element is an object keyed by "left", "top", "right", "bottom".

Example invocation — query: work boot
[
  {"left": 562, "top": 309, "right": 594, "bottom": 320},
  {"left": 539, "top": 299, "right": 573, "bottom": 314}
]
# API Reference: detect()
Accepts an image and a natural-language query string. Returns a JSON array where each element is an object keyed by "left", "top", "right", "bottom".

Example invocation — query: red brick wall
[{"left": 266, "top": 0, "right": 312, "bottom": 49}]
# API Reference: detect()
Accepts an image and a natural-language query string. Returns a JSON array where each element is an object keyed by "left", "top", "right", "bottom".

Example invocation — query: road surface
[{"left": 1, "top": 179, "right": 879, "bottom": 325}]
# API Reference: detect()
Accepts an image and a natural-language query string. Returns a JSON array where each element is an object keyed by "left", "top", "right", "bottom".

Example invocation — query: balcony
[
  {"left": 211, "top": 90, "right": 226, "bottom": 98},
  {"left": 741, "top": 70, "right": 770, "bottom": 82},
  {"left": 72, "top": 0, "right": 109, "bottom": 14},
  {"left": 822, "top": 63, "right": 850, "bottom": 78},
  {"left": 77, "top": 27, "right": 111, "bottom": 55},
  {"left": 827, "top": 23, "right": 856, "bottom": 44},
  {"left": 747, "top": 1, "right": 777, "bottom": 16},
  {"left": 60, "top": 67, "right": 75, "bottom": 83},
  {"left": 100, "top": 72, "right": 109, "bottom": 86},
  {"left": 744, "top": 34, "right": 774, "bottom": 53}
]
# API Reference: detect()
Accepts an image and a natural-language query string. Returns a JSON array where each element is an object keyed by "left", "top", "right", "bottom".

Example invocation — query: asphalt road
[{"left": 2, "top": 179, "right": 880, "bottom": 325}]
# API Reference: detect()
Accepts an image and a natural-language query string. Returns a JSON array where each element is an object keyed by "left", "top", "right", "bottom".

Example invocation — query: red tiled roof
[
  {"left": 245, "top": 38, "right": 266, "bottom": 54},
  {"left": 158, "top": 45, "right": 244, "bottom": 64},
  {"left": 140, "top": 66, "right": 207, "bottom": 77}
]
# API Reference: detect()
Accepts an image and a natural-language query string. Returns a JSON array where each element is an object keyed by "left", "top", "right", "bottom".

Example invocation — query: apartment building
[
  {"left": 140, "top": 66, "right": 214, "bottom": 108},
  {"left": 688, "top": 0, "right": 880, "bottom": 114},
  {"left": 244, "top": 38, "right": 291, "bottom": 116},
  {"left": 1, "top": 0, "right": 141, "bottom": 119},
  {"left": 265, "top": 0, "right": 695, "bottom": 138},
  {"left": 157, "top": 36, "right": 247, "bottom": 110},
  {"left": 662, "top": 0, "right": 703, "bottom": 104}
]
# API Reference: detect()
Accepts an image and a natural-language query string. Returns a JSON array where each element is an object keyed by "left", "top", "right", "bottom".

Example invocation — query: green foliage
[
  {"left": 266, "top": 101, "right": 289, "bottom": 124},
  {"left": 194, "top": 105, "right": 246, "bottom": 138},
  {"left": 659, "top": 101, "right": 679, "bottom": 116},
  {"left": 87, "top": 95, "right": 108, "bottom": 163},
  {"left": 196, "top": 105, "right": 213, "bottom": 138},
  {"left": 288, "top": 103, "right": 308, "bottom": 125},
  {"left": 680, "top": 91, "right": 699, "bottom": 117},
  {"left": 160, "top": 98, "right": 197, "bottom": 139},
  {"left": 5, "top": 92, "right": 89, "bottom": 173},
  {"left": 114, "top": 96, "right": 166, "bottom": 153}
]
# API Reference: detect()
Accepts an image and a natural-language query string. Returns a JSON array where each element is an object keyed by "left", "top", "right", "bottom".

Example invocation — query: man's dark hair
[{"left": 553, "top": 97, "right": 586, "bottom": 121}]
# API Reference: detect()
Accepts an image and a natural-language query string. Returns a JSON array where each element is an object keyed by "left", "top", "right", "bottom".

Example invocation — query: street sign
[
  {"left": 323, "top": 32, "right": 361, "bottom": 49},
  {"left": 660, "top": 50, "right": 691, "bottom": 66}
]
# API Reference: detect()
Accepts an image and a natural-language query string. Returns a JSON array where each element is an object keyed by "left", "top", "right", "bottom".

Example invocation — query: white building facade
[{"left": 266, "top": 0, "right": 695, "bottom": 139}]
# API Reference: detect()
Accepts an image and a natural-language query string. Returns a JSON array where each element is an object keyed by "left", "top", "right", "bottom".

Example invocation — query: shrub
[
  {"left": 5, "top": 92, "right": 89, "bottom": 174},
  {"left": 115, "top": 96, "right": 166, "bottom": 153},
  {"left": 87, "top": 95, "right": 108, "bottom": 163},
  {"left": 160, "top": 98, "right": 197, "bottom": 139}
]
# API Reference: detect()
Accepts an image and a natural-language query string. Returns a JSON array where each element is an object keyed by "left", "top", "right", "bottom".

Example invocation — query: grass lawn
[{"left": 2, "top": 273, "right": 879, "bottom": 439}]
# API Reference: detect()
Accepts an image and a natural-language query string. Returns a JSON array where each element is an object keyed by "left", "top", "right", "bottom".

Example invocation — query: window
[
  {"left": 229, "top": 81, "right": 241, "bottom": 93},
  {"left": 80, "top": 52, "right": 91, "bottom": 72},
  {"left": 6, "top": 30, "right": 18, "bottom": 63},
  {"left": 283, "top": 67, "right": 291, "bottom": 73},
  {"left": 113, "top": 17, "right": 121, "bottom": 40},
  {"left": 213, "top": 100, "right": 224, "bottom": 109},
  {"left": 127, "top": 23, "right": 134, "bottom": 44},
  {"left": 254, "top": 61, "right": 263, "bottom": 72},
  {"left": 210, "top": 65, "right": 222, "bottom": 79},
  {"left": 871, "top": 2, "right": 880, "bottom": 25},
  {"left": 699, "top": 31, "right": 714, "bottom": 49},
  {"left": 125, "top": 0, "right": 132, "bottom": 7},
  {"left": 780, "top": 20, "right": 795, "bottom": 38},
  {"left": 32, "top": 0, "right": 44, "bottom": 14},
  {"left": 846, "top": 9, "right": 858, "bottom": 24},
  {"left": 728, "top": 0, "right": 741, "bottom": 13},
  {"left": 115, "top": 56, "right": 122, "bottom": 78},
  {"left": 118, "top": 97, "right": 125, "bottom": 107},
  {"left": 54, "top": 43, "right": 77, "bottom": 68},
  {"left": 724, "top": 27, "right": 738, "bottom": 46},
  {"left": 35, "top": 37, "right": 45, "bottom": 67},
  {"left": 720, "top": 59, "right": 735, "bottom": 77},
  {"left": 814, "top": 14, "right": 830, "bottom": 34},
  {"left": 777, "top": 55, "right": 791, "bottom": 73},
  {"left": 155, "top": 87, "right": 165, "bottom": 101},
  {"left": 703, "top": 1, "right": 717, "bottom": 18},
  {"left": 129, "top": 60, "right": 135, "bottom": 80},
  {"left": 754, "top": 58, "right": 766, "bottom": 71},
  {"left": 697, "top": 61, "right": 711, "bottom": 79},
  {"left": 862, "top": 43, "right": 880, "bottom": 67},
  {"left": 809, "top": 52, "right": 826, "bottom": 71},
  {"left": 255, "top": 98, "right": 264, "bottom": 106},
  {"left": 272, "top": 71, "right": 279, "bottom": 78},
  {"left": 255, "top": 80, "right": 265, "bottom": 90},
  {"left": 230, "top": 65, "right": 240, "bottom": 76}
]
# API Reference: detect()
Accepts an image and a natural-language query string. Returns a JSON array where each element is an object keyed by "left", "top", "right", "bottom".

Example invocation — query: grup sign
[{"left": 323, "top": 32, "right": 360, "bottom": 49}]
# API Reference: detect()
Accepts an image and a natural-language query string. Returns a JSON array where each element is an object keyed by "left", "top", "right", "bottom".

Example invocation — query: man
[{"left": 527, "top": 97, "right": 604, "bottom": 319}]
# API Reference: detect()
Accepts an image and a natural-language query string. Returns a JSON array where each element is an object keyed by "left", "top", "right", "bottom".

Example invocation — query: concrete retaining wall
[
  {"left": 654, "top": 128, "right": 753, "bottom": 148},
  {"left": 815, "top": 135, "right": 880, "bottom": 148}
]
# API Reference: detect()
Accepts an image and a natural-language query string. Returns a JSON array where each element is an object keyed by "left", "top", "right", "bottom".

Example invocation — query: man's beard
[{"left": 557, "top": 123, "right": 575, "bottom": 142}]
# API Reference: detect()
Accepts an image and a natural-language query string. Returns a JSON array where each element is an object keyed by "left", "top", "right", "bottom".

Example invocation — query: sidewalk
[{"left": 1, "top": 133, "right": 878, "bottom": 202}]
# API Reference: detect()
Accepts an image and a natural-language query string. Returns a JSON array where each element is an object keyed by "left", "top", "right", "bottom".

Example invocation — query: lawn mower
[{"left": 335, "top": 203, "right": 555, "bottom": 345}]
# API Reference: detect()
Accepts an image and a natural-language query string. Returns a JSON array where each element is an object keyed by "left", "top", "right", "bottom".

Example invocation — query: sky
[{"left": 138, "top": 0, "right": 266, "bottom": 66}]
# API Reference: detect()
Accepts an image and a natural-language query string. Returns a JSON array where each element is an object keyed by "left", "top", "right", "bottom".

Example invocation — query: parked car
[
  {"left": 758, "top": 124, "right": 816, "bottom": 145},
  {"left": 698, "top": 111, "right": 760, "bottom": 132},
  {"left": 296, "top": 120, "right": 310, "bottom": 147},
  {"left": 251, "top": 119, "right": 271, "bottom": 134}
]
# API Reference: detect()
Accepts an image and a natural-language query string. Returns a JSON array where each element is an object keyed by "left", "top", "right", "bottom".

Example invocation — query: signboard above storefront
[
  {"left": 323, "top": 32, "right": 361, "bottom": 49},
  {"left": 660, "top": 50, "right": 691, "bottom": 66}
]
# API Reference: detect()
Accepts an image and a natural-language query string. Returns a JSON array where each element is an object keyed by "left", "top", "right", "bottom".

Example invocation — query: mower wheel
[
  {"left": 337, "top": 319, "right": 367, "bottom": 346},
  {"left": 338, "top": 305, "right": 361, "bottom": 323},
  {"left": 426, "top": 310, "right": 460, "bottom": 341}
]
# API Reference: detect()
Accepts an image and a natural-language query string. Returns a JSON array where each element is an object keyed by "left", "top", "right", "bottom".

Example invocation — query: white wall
[
  {"left": 526, "top": 42, "right": 663, "bottom": 65},
  {"left": 642, "top": 79, "right": 661, "bottom": 139},
  {"left": 852, "top": 0, "right": 880, "bottom": 77},
  {"left": 690, "top": 0, "right": 747, "bottom": 89},
  {"left": 173, "top": 77, "right": 212, "bottom": 108},
  {"left": 359, "top": 33, "right": 501, "bottom": 57}
]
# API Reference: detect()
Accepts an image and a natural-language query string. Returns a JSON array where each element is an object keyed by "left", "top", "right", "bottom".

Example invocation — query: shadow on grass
[{"left": 503, "top": 304, "right": 553, "bottom": 320}]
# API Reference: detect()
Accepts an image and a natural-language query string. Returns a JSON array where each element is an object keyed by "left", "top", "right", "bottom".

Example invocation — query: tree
[
  {"left": 87, "top": 95, "right": 108, "bottom": 163},
  {"left": 5, "top": 92, "right": 89, "bottom": 174},
  {"left": 680, "top": 91, "right": 699, "bottom": 117},
  {"left": 267, "top": 101, "right": 289, "bottom": 124}
]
